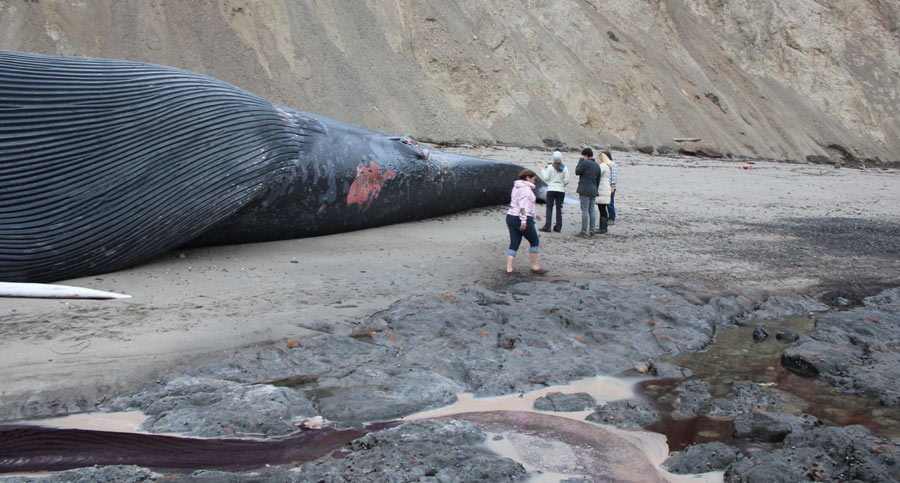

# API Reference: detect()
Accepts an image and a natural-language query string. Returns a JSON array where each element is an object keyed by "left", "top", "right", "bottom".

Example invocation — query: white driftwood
[{"left": 0, "top": 282, "right": 132, "bottom": 299}]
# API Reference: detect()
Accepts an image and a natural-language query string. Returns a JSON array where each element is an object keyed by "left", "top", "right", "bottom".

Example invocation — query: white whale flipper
[{"left": 0, "top": 282, "right": 132, "bottom": 299}]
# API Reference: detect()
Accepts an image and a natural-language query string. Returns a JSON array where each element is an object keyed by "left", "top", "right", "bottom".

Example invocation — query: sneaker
[{"left": 609, "top": 219, "right": 616, "bottom": 225}]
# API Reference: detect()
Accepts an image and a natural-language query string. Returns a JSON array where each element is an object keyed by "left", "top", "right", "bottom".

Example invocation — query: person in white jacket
[
  {"left": 539, "top": 151, "right": 571, "bottom": 232},
  {"left": 594, "top": 152, "right": 613, "bottom": 234},
  {"left": 605, "top": 150, "right": 618, "bottom": 225}
]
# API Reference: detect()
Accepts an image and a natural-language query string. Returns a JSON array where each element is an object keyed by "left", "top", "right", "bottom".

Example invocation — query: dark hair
[
  {"left": 518, "top": 169, "right": 537, "bottom": 180},
  {"left": 581, "top": 147, "right": 593, "bottom": 158},
  {"left": 603, "top": 150, "right": 612, "bottom": 159}
]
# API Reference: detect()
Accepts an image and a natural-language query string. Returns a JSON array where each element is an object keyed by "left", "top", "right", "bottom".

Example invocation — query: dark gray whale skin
[{"left": 0, "top": 50, "right": 542, "bottom": 283}]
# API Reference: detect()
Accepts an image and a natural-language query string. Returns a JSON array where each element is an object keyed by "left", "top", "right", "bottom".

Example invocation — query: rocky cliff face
[{"left": 1, "top": 0, "right": 897, "bottom": 163}]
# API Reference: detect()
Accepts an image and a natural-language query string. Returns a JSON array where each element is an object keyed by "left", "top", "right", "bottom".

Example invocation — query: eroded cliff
[{"left": 1, "top": 0, "right": 897, "bottom": 163}]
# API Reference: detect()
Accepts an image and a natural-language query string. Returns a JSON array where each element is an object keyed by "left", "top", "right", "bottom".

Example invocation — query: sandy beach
[{"left": 2, "top": 146, "right": 899, "bottom": 418}]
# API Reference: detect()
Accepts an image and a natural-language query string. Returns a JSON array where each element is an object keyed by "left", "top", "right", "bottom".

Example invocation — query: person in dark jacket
[{"left": 574, "top": 147, "right": 601, "bottom": 238}]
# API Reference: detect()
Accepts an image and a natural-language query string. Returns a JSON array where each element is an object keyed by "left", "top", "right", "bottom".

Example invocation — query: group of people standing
[{"left": 503, "top": 148, "right": 618, "bottom": 274}]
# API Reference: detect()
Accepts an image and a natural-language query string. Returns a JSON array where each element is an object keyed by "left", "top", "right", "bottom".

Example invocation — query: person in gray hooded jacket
[
  {"left": 539, "top": 151, "right": 571, "bottom": 232},
  {"left": 574, "top": 147, "right": 601, "bottom": 237}
]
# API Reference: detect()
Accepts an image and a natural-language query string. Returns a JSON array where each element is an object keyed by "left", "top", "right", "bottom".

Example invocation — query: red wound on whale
[{"left": 347, "top": 161, "right": 395, "bottom": 209}]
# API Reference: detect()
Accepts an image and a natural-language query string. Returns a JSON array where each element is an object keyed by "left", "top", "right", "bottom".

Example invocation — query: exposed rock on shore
[
  {"left": 98, "top": 281, "right": 752, "bottom": 433},
  {"left": 732, "top": 411, "right": 821, "bottom": 442},
  {"left": 32, "top": 282, "right": 832, "bottom": 437},
  {"left": 782, "top": 288, "right": 900, "bottom": 406},
  {"left": 661, "top": 380, "right": 782, "bottom": 420},
  {"left": 110, "top": 375, "right": 318, "bottom": 437},
  {"left": 533, "top": 392, "right": 597, "bottom": 412},
  {"left": 586, "top": 398, "right": 661, "bottom": 429},
  {"left": 663, "top": 441, "right": 741, "bottom": 474},
  {"left": 292, "top": 419, "right": 527, "bottom": 482},
  {"left": 725, "top": 425, "right": 900, "bottom": 483}
]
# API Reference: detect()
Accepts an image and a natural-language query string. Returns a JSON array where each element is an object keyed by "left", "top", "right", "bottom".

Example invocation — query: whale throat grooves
[{"left": 0, "top": 51, "right": 301, "bottom": 283}]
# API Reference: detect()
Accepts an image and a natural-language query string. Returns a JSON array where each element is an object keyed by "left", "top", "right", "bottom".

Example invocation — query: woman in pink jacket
[{"left": 505, "top": 169, "right": 548, "bottom": 275}]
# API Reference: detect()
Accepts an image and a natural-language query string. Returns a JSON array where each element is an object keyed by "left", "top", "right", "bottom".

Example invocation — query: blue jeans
[
  {"left": 506, "top": 214, "right": 540, "bottom": 255},
  {"left": 609, "top": 190, "right": 616, "bottom": 220},
  {"left": 579, "top": 195, "right": 597, "bottom": 234}
]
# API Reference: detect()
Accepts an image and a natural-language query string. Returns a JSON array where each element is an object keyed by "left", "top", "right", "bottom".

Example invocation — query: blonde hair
[{"left": 598, "top": 152, "right": 611, "bottom": 163}]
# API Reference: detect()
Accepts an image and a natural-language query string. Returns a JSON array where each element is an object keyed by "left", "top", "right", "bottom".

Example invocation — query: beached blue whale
[{"left": 0, "top": 51, "right": 541, "bottom": 283}]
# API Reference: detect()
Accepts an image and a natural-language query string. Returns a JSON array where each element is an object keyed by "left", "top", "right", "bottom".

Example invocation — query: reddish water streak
[
  {"left": 0, "top": 422, "right": 399, "bottom": 474},
  {"left": 637, "top": 313, "right": 900, "bottom": 453},
  {"left": 635, "top": 379, "right": 768, "bottom": 454}
]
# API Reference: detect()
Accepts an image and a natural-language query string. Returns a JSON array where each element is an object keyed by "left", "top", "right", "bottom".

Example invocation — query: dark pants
[
  {"left": 609, "top": 190, "right": 616, "bottom": 220},
  {"left": 541, "top": 191, "right": 565, "bottom": 231},
  {"left": 592, "top": 204, "right": 610, "bottom": 233},
  {"left": 596, "top": 204, "right": 610, "bottom": 233},
  {"left": 506, "top": 214, "right": 540, "bottom": 255},
  {"left": 597, "top": 204, "right": 609, "bottom": 218}
]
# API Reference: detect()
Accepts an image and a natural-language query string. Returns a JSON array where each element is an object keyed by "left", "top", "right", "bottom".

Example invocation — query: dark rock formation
[
  {"left": 533, "top": 392, "right": 596, "bottom": 412},
  {"left": 725, "top": 425, "right": 900, "bottom": 482},
  {"left": 649, "top": 361, "right": 694, "bottom": 379},
  {"left": 781, "top": 288, "right": 900, "bottom": 406},
  {"left": 752, "top": 323, "right": 770, "bottom": 342},
  {"left": 750, "top": 295, "right": 828, "bottom": 320},
  {"left": 88, "top": 282, "right": 826, "bottom": 436},
  {"left": 585, "top": 398, "right": 661, "bottom": 429},
  {"left": 732, "top": 412, "right": 821, "bottom": 442},
  {"left": 663, "top": 441, "right": 741, "bottom": 474},
  {"left": 296, "top": 419, "right": 526, "bottom": 482},
  {"left": 661, "top": 381, "right": 781, "bottom": 419},
  {"left": 807, "top": 154, "right": 836, "bottom": 165},
  {"left": 107, "top": 375, "right": 318, "bottom": 437},
  {"left": 775, "top": 328, "right": 800, "bottom": 343}
]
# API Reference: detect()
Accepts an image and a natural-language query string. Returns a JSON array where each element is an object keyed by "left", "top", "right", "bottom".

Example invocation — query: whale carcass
[{"left": 0, "top": 51, "right": 540, "bottom": 283}]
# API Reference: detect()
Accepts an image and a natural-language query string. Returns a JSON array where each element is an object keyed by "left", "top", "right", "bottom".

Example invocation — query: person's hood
[{"left": 514, "top": 179, "right": 535, "bottom": 189}]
